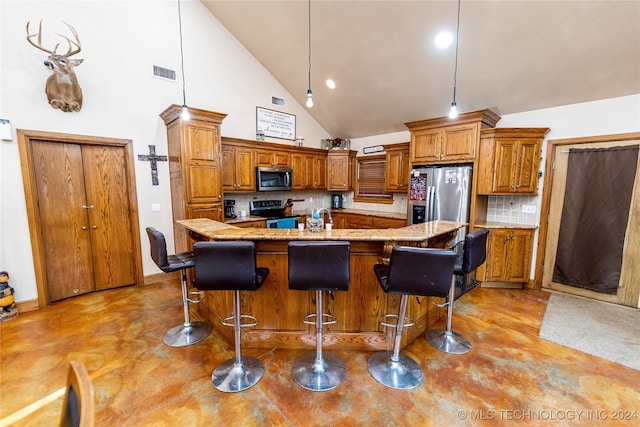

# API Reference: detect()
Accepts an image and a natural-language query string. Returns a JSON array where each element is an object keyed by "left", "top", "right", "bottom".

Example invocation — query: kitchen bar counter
[{"left": 176, "top": 218, "right": 464, "bottom": 350}]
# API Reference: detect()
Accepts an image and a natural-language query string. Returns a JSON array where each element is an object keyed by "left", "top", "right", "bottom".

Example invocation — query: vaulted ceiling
[{"left": 202, "top": 1, "right": 640, "bottom": 138}]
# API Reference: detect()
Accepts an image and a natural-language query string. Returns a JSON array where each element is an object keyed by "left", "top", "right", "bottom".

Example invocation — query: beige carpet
[{"left": 539, "top": 292, "right": 640, "bottom": 370}]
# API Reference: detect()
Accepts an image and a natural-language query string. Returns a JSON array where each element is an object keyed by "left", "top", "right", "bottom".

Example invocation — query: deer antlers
[{"left": 26, "top": 20, "right": 81, "bottom": 57}]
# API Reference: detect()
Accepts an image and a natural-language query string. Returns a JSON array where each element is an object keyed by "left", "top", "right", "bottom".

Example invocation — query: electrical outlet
[
  {"left": 151, "top": 203, "right": 161, "bottom": 212},
  {"left": 522, "top": 205, "right": 536, "bottom": 214}
]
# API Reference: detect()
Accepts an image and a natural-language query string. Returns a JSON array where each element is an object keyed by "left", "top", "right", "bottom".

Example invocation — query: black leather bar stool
[
  {"left": 368, "top": 246, "right": 457, "bottom": 389},
  {"left": 193, "top": 241, "right": 269, "bottom": 393},
  {"left": 425, "top": 228, "right": 489, "bottom": 354},
  {"left": 146, "top": 227, "right": 212, "bottom": 347},
  {"left": 288, "top": 241, "right": 350, "bottom": 391}
]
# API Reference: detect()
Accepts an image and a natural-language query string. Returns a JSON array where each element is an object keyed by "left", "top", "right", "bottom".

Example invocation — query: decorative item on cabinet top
[
  {"left": 321, "top": 138, "right": 351, "bottom": 150},
  {"left": 256, "top": 106, "right": 296, "bottom": 141}
]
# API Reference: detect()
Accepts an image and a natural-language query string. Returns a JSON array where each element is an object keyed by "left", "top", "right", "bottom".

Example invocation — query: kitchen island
[{"left": 177, "top": 218, "right": 465, "bottom": 350}]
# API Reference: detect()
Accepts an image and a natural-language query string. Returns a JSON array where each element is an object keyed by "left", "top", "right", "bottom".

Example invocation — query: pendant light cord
[
  {"left": 452, "top": 0, "right": 461, "bottom": 103},
  {"left": 178, "top": 0, "right": 187, "bottom": 107},
  {"left": 307, "top": 0, "right": 312, "bottom": 90}
]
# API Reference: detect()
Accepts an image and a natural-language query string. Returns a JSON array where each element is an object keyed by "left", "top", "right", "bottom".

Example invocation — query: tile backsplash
[
  {"left": 225, "top": 192, "right": 537, "bottom": 225},
  {"left": 224, "top": 191, "right": 409, "bottom": 216},
  {"left": 487, "top": 195, "right": 538, "bottom": 225}
]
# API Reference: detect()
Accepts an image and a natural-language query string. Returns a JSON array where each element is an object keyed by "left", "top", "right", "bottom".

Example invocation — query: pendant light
[
  {"left": 178, "top": 0, "right": 190, "bottom": 121},
  {"left": 448, "top": 0, "right": 461, "bottom": 119},
  {"left": 305, "top": 0, "right": 313, "bottom": 108}
]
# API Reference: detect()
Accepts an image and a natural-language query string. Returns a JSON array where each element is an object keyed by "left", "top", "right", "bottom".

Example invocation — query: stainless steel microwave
[{"left": 256, "top": 167, "right": 293, "bottom": 191}]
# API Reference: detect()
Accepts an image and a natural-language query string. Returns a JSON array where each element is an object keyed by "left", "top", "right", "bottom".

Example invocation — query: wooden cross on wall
[{"left": 137, "top": 145, "right": 167, "bottom": 185}]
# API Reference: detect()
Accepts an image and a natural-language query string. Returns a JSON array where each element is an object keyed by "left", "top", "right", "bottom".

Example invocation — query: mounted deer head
[{"left": 26, "top": 20, "right": 83, "bottom": 112}]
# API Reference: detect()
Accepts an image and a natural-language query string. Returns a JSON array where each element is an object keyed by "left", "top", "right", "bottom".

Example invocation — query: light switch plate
[
  {"left": 151, "top": 203, "right": 161, "bottom": 212},
  {"left": 522, "top": 205, "right": 536, "bottom": 214}
]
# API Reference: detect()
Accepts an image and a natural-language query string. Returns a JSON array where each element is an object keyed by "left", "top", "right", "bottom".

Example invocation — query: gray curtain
[{"left": 553, "top": 145, "right": 638, "bottom": 294}]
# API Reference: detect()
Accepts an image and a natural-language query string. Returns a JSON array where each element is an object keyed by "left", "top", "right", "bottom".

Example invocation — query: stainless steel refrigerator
[{"left": 407, "top": 165, "right": 472, "bottom": 250}]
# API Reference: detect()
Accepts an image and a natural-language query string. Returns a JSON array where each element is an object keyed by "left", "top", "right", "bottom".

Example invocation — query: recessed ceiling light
[
  {"left": 326, "top": 79, "right": 336, "bottom": 89},
  {"left": 435, "top": 31, "right": 453, "bottom": 49}
]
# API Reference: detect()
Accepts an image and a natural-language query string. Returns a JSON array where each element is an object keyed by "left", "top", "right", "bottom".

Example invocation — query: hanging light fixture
[
  {"left": 305, "top": 0, "right": 313, "bottom": 108},
  {"left": 177, "top": 0, "right": 190, "bottom": 121},
  {"left": 448, "top": 0, "right": 461, "bottom": 119}
]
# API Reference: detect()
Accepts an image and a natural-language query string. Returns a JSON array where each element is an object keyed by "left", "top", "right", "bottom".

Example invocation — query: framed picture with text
[{"left": 256, "top": 107, "right": 296, "bottom": 141}]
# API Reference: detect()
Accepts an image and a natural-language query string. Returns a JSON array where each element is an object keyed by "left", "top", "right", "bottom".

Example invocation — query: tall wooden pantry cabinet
[{"left": 160, "top": 105, "right": 227, "bottom": 253}]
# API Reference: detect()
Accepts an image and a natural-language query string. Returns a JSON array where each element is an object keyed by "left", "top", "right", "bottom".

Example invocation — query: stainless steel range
[{"left": 249, "top": 200, "right": 300, "bottom": 229}]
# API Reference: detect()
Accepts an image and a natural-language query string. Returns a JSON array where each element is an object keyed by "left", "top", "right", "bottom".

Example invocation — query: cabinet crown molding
[
  {"left": 405, "top": 108, "right": 501, "bottom": 131},
  {"left": 160, "top": 104, "right": 227, "bottom": 125},
  {"left": 480, "top": 128, "right": 550, "bottom": 139}
]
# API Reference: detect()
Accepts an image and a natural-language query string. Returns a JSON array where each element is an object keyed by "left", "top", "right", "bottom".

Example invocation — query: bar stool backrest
[
  {"left": 386, "top": 246, "right": 457, "bottom": 297},
  {"left": 146, "top": 227, "right": 169, "bottom": 270},
  {"left": 288, "top": 241, "right": 350, "bottom": 291},
  {"left": 458, "top": 228, "right": 489, "bottom": 275},
  {"left": 193, "top": 241, "right": 262, "bottom": 291}
]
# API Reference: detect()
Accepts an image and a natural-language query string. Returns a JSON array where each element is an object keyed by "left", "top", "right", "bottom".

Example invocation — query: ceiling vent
[
  {"left": 152, "top": 65, "right": 177, "bottom": 82},
  {"left": 271, "top": 95, "right": 285, "bottom": 107}
]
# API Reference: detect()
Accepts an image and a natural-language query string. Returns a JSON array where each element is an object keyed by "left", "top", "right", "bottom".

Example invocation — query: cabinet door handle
[
  {"left": 82, "top": 205, "right": 94, "bottom": 209},
  {"left": 92, "top": 225, "right": 97, "bottom": 229},
  {"left": 82, "top": 226, "right": 87, "bottom": 230}
]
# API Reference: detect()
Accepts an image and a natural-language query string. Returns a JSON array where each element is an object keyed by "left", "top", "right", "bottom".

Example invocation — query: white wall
[{"left": 0, "top": 0, "right": 329, "bottom": 303}]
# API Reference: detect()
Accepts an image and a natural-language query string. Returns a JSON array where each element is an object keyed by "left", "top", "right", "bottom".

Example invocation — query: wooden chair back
[{"left": 59, "top": 360, "right": 95, "bottom": 427}]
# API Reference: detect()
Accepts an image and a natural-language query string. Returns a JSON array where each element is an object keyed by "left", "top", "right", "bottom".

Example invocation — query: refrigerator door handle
[
  {"left": 426, "top": 185, "right": 433, "bottom": 221},
  {"left": 424, "top": 186, "right": 430, "bottom": 222},
  {"left": 430, "top": 186, "right": 436, "bottom": 221}
]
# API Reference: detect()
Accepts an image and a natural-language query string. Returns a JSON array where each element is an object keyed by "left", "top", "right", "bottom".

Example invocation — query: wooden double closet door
[{"left": 18, "top": 130, "right": 143, "bottom": 305}]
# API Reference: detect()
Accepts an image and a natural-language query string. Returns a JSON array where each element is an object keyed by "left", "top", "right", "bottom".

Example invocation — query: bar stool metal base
[
  {"left": 367, "top": 351, "right": 423, "bottom": 390},
  {"left": 292, "top": 352, "right": 347, "bottom": 391},
  {"left": 163, "top": 321, "right": 212, "bottom": 347},
  {"left": 425, "top": 329, "right": 471, "bottom": 354},
  {"left": 212, "top": 356, "right": 265, "bottom": 393}
]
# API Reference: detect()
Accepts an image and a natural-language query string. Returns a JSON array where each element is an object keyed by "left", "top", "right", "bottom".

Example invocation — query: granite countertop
[
  {"left": 226, "top": 208, "right": 408, "bottom": 224},
  {"left": 475, "top": 221, "right": 537, "bottom": 230},
  {"left": 224, "top": 215, "right": 265, "bottom": 225},
  {"left": 177, "top": 218, "right": 464, "bottom": 242}
]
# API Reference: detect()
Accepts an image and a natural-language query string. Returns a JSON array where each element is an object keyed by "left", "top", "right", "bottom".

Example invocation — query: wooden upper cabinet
[
  {"left": 296, "top": 153, "right": 327, "bottom": 190},
  {"left": 476, "top": 128, "right": 549, "bottom": 195},
  {"left": 327, "top": 150, "right": 356, "bottom": 191},
  {"left": 222, "top": 144, "right": 255, "bottom": 192},
  {"left": 161, "top": 104, "right": 227, "bottom": 253},
  {"left": 312, "top": 155, "right": 327, "bottom": 189},
  {"left": 291, "top": 153, "right": 306, "bottom": 189},
  {"left": 255, "top": 149, "right": 290, "bottom": 168},
  {"left": 383, "top": 142, "right": 409, "bottom": 193},
  {"left": 405, "top": 109, "right": 500, "bottom": 165}
]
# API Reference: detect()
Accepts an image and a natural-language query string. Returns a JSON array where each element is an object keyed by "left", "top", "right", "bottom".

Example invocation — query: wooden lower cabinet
[
  {"left": 232, "top": 220, "right": 266, "bottom": 228},
  {"left": 480, "top": 228, "right": 534, "bottom": 284},
  {"left": 342, "top": 213, "right": 406, "bottom": 229},
  {"left": 346, "top": 214, "right": 374, "bottom": 229},
  {"left": 373, "top": 217, "right": 407, "bottom": 229}
]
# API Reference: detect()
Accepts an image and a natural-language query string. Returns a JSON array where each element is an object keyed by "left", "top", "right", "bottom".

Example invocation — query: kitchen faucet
[{"left": 317, "top": 207, "right": 333, "bottom": 225}]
